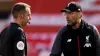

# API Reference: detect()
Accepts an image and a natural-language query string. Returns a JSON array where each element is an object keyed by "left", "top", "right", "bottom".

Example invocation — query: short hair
[{"left": 11, "top": 2, "right": 31, "bottom": 18}]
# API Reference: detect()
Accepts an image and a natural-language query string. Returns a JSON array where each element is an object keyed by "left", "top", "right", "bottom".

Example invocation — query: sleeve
[
  {"left": 13, "top": 29, "right": 26, "bottom": 56},
  {"left": 50, "top": 28, "right": 63, "bottom": 56},
  {"left": 93, "top": 26, "right": 100, "bottom": 56}
]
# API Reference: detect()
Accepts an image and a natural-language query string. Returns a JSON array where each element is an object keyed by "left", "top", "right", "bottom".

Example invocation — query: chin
[
  {"left": 67, "top": 23, "right": 71, "bottom": 25},
  {"left": 23, "top": 24, "right": 27, "bottom": 27}
]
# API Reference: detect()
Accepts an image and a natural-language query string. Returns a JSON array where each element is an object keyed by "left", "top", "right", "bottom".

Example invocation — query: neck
[
  {"left": 72, "top": 19, "right": 81, "bottom": 29},
  {"left": 13, "top": 18, "right": 23, "bottom": 28}
]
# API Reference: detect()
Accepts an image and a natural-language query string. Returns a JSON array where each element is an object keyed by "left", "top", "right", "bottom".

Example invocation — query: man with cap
[{"left": 50, "top": 2, "right": 100, "bottom": 56}]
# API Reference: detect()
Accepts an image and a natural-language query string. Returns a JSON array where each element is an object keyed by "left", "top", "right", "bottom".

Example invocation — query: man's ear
[
  {"left": 21, "top": 15, "right": 24, "bottom": 19},
  {"left": 18, "top": 14, "right": 24, "bottom": 20},
  {"left": 80, "top": 12, "right": 83, "bottom": 18},
  {"left": 17, "top": 14, "right": 21, "bottom": 18}
]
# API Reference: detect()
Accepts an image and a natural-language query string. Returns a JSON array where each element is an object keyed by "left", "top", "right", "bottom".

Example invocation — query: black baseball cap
[{"left": 61, "top": 2, "right": 82, "bottom": 12}]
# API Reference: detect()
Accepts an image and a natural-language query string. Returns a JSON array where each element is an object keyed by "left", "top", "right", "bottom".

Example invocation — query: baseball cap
[{"left": 61, "top": 2, "right": 82, "bottom": 12}]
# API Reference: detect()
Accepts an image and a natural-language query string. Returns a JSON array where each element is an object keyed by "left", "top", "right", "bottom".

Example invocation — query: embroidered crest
[{"left": 84, "top": 35, "right": 92, "bottom": 47}]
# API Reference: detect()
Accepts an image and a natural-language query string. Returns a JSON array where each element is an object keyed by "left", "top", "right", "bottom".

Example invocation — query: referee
[{"left": 0, "top": 2, "right": 31, "bottom": 56}]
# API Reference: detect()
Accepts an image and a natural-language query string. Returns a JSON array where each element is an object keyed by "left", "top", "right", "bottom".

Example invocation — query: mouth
[
  {"left": 67, "top": 20, "right": 72, "bottom": 24},
  {"left": 67, "top": 19, "right": 70, "bottom": 22},
  {"left": 28, "top": 22, "right": 30, "bottom": 24},
  {"left": 28, "top": 21, "right": 30, "bottom": 24}
]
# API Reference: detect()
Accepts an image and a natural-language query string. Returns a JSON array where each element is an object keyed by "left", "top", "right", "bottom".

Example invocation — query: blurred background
[{"left": 0, "top": 0, "right": 100, "bottom": 56}]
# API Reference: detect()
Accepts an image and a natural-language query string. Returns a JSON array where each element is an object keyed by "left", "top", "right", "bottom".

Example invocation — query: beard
[{"left": 67, "top": 20, "right": 77, "bottom": 26}]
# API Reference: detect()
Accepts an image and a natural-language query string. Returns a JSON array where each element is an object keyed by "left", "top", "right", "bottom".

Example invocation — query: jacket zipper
[{"left": 77, "top": 36, "right": 80, "bottom": 56}]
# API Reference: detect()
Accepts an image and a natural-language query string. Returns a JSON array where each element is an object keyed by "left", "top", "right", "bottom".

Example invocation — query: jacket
[
  {"left": 50, "top": 20, "right": 100, "bottom": 56},
  {"left": 0, "top": 23, "right": 27, "bottom": 56}
]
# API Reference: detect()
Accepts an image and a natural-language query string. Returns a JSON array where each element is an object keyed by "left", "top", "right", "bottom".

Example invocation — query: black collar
[{"left": 10, "top": 23, "right": 20, "bottom": 27}]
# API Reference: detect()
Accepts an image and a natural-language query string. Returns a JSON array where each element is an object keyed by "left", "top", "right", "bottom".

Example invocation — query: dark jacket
[
  {"left": 50, "top": 20, "right": 100, "bottom": 56},
  {"left": 0, "top": 23, "right": 27, "bottom": 56}
]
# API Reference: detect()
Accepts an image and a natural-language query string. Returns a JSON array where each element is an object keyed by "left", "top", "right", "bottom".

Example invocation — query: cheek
[
  {"left": 73, "top": 14, "right": 78, "bottom": 18},
  {"left": 21, "top": 16, "right": 27, "bottom": 23},
  {"left": 76, "top": 13, "right": 80, "bottom": 18},
  {"left": 24, "top": 17, "right": 29, "bottom": 21},
  {"left": 26, "top": 16, "right": 30, "bottom": 20},
  {"left": 70, "top": 15, "right": 75, "bottom": 20}
]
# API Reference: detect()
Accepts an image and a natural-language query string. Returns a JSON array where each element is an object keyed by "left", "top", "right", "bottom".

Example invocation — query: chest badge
[
  {"left": 84, "top": 35, "right": 92, "bottom": 47},
  {"left": 67, "top": 39, "right": 72, "bottom": 42}
]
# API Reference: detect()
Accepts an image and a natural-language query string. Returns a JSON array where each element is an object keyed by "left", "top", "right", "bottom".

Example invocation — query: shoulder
[
  {"left": 9, "top": 25, "right": 24, "bottom": 34},
  {"left": 88, "top": 24, "right": 99, "bottom": 33},
  {"left": 14, "top": 27, "right": 24, "bottom": 34},
  {"left": 86, "top": 23, "right": 97, "bottom": 30},
  {"left": 0, "top": 27, "right": 8, "bottom": 34},
  {"left": 58, "top": 25, "right": 68, "bottom": 34},
  {"left": 84, "top": 21, "right": 98, "bottom": 32}
]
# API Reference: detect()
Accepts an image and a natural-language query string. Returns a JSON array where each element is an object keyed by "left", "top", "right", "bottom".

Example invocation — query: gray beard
[{"left": 68, "top": 21, "right": 77, "bottom": 26}]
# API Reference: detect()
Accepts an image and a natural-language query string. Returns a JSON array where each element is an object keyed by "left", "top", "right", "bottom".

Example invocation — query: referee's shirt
[{"left": 0, "top": 23, "right": 27, "bottom": 56}]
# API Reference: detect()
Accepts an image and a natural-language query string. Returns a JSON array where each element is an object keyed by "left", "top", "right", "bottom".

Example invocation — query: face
[
  {"left": 63, "top": 11, "right": 81, "bottom": 26},
  {"left": 21, "top": 7, "right": 31, "bottom": 27}
]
